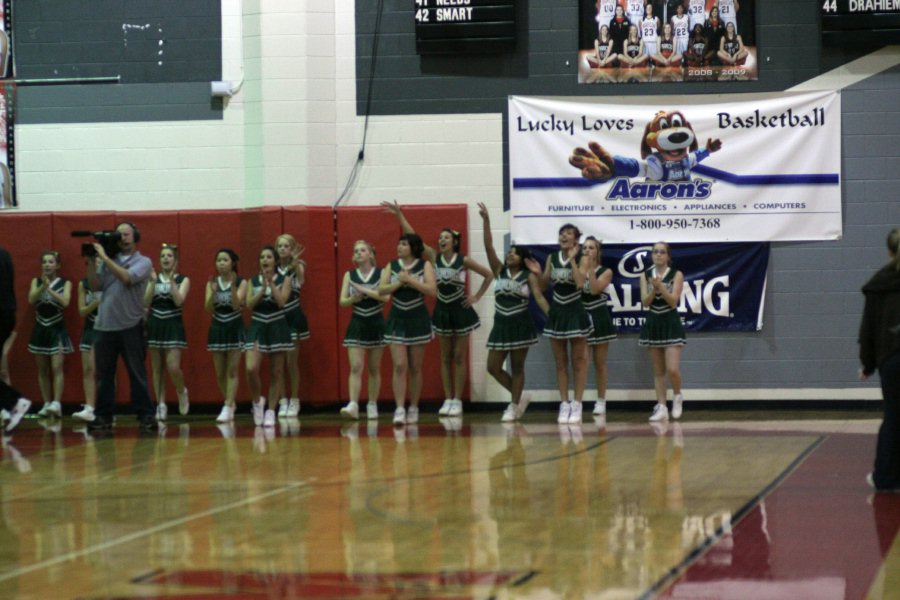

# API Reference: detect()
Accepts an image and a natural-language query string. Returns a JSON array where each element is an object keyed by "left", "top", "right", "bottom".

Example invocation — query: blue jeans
[{"left": 94, "top": 323, "right": 154, "bottom": 423}]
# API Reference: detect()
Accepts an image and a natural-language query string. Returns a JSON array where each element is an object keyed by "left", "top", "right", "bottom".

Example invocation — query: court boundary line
[
  {"left": 512, "top": 388, "right": 881, "bottom": 402},
  {"left": 0, "top": 478, "right": 311, "bottom": 584},
  {"left": 637, "top": 434, "right": 827, "bottom": 600}
]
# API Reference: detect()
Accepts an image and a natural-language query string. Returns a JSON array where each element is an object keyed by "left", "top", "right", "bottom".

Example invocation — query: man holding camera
[{"left": 86, "top": 222, "right": 156, "bottom": 431}]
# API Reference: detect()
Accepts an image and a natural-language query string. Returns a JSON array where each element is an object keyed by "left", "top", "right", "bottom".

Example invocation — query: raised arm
[
  {"left": 381, "top": 200, "right": 437, "bottom": 262},
  {"left": 381, "top": 199, "right": 415, "bottom": 235},
  {"left": 478, "top": 202, "right": 503, "bottom": 276}
]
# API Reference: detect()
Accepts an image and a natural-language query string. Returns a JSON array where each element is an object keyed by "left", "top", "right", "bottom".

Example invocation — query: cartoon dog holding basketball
[{"left": 570, "top": 110, "right": 722, "bottom": 182}]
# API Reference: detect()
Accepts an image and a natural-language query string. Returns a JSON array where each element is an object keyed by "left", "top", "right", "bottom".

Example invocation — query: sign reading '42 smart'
[{"left": 414, "top": 0, "right": 517, "bottom": 54}]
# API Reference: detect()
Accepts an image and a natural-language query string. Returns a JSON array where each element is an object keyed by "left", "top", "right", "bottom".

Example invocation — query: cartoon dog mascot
[{"left": 570, "top": 110, "right": 722, "bottom": 182}]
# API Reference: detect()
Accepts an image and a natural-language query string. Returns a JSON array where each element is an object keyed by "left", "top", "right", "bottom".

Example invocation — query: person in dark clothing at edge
[
  {"left": 0, "top": 246, "right": 32, "bottom": 432},
  {"left": 858, "top": 228, "right": 900, "bottom": 492}
]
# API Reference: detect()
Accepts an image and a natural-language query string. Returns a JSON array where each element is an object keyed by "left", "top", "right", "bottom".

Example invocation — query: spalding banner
[
  {"left": 525, "top": 242, "right": 768, "bottom": 333},
  {"left": 509, "top": 92, "right": 841, "bottom": 243}
]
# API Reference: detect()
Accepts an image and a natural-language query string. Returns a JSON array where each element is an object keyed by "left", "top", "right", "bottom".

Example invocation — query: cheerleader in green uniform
[
  {"left": 28, "top": 251, "right": 73, "bottom": 418},
  {"left": 580, "top": 236, "right": 617, "bottom": 418},
  {"left": 245, "top": 246, "right": 293, "bottom": 428},
  {"left": 382, "top": 201, "right": 493, "bottom": 417},
  {"left": 339, "top": 240, "right": 391, "bottom": 420},
  {"left": 205, "top": 248, "right": 247, "bottom": 423},
  {"left": 72, "top": 255, "right": 102, "bottom": 423},
  {"left": 379, "top": 233, "right": 437, "bottom": 426},
  {"left": 639, "top": 241, "right": 686, "bottom": 422},
  {"left": 536, "top": 224, "right": 593, "bottom": 425},
  {"left": 275, "top": 233, "right": 309, "bottom": 418},
  {"left": 144, "top": 244, "right": 191, "bottom": 422},
  {"left": 478, "top": 203, "right": 550, "bottom": 422}
]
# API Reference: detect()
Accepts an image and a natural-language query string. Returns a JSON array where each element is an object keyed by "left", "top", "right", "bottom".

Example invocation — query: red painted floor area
[{"left": 660, "top": 433, "right": 900, "bottom": 600}]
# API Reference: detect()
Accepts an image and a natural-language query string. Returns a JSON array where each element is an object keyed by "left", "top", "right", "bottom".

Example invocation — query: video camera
[{"left": 71, "top": 230, "right": 122, "bottom": 258}]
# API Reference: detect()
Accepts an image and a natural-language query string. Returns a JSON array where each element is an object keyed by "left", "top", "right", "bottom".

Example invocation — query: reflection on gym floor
[{"left": 0, "top": 411, "right": 896, "bottom": 599}]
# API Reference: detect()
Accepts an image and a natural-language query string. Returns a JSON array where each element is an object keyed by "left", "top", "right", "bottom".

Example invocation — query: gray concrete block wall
[
  {"left": 357, "top": 0, "right": 828, "bottom": 115},
  {"left": 353, "top": 0, "right": 900, "bottom": 395}
]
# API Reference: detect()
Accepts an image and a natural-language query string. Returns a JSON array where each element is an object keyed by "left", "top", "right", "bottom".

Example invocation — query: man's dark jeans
[{"left": 94, "top": 323, "right": 155, "bottom": 423}]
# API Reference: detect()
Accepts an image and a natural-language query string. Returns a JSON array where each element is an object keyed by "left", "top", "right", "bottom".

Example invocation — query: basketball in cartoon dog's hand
[{"left": 569, "top": 141, "right": 615, "bottom": 180}]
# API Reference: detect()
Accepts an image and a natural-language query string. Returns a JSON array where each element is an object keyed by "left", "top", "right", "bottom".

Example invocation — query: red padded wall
[
  {"left": 174, "top": 210, "right": 247, "bottom": 405},
  {"left": 334, "top": 204, "right": 468, "bottom": 405},
  {"left": 238, "top": 206, "right": 282, "bottom": 263},
  {"left": 1, "top": 205, "right": 468, "bottom": 411},
  {"left": 282, "top": 206, "right": 341, "bottom": 406}
]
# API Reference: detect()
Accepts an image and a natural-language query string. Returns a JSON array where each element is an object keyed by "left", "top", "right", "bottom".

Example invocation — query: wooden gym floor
[{"left": 0, "top": 407, "right": 897, "bottom": 600}]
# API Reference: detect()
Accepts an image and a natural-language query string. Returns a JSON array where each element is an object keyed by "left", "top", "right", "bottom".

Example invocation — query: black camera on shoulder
[{"left": 72, "top": 230, "right": 122, "bottom": 258}]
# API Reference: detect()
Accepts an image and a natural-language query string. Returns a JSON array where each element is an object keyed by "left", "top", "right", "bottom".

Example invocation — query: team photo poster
[{"left": 578, "top": 0, "right": 758, "bottom": 84}]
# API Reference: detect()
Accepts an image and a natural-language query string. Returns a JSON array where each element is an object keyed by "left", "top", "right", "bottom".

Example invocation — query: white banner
[{"left": 509, "top": 91, "right": 841, "bottom": 243}]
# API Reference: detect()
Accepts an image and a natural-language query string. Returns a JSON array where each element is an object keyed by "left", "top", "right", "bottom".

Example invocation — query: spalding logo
[{"left": 617, "top": 246, "right": 654, "bottom": 279}]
